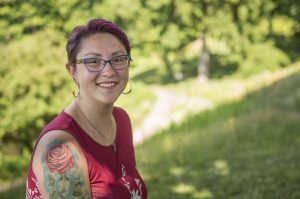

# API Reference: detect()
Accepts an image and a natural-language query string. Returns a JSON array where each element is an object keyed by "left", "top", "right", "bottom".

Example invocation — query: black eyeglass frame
[{"left": 75, "top": 54, "right": 131, "bottom": 72}]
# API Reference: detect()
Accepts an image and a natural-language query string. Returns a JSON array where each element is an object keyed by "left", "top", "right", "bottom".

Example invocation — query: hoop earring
[
  {"left": 72, "top": 77, "right": 80, "bottom": 97},
  {"left": 122, "top": 80, "right": 132, "bottom": 94}
]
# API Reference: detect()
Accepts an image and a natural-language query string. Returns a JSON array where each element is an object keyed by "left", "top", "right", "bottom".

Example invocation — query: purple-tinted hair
[{"left": 66, "top": 18, "right": 131, "bottom": 64}]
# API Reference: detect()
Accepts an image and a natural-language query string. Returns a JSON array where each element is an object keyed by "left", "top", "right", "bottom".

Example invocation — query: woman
[{"left": 26, "top": 18, "right": 147, "bottom": 199}]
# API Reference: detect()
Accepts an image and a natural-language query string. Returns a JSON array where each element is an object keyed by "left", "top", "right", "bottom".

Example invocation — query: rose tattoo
[
  {"left": 42, "top": 141, "right": 89, "bottom": 198},
  {"left": 46, "top": 144, "right": 75, "bottom": 174}
]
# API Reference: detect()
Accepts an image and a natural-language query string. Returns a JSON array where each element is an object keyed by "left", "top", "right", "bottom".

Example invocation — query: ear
[{"left": 66, "top": 63, "right": 77, "bottom": 80}]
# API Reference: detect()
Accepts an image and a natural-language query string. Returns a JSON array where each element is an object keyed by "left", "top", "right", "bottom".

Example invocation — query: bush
[
  {"left": 238, "top": 42, "right": 290, "bottom": 77},
  {"left": 0, "top": 30, "right": 72, "bottom": 179},
  {"left": 0, "top": 150, "right": 30, "bottom": 179}
]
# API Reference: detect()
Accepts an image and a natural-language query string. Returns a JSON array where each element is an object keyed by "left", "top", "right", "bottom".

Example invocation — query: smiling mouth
[{"left": 96, "top": 82, "right": 118, "bottom": 88}]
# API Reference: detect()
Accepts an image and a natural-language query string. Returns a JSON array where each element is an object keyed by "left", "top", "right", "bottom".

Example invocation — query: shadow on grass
[
  {"left": 131, "top": 54, "right": 239, "bottom": 85},
  {"left": 3, "top": 71, "right": 300, "bottom": 198},
  {"left": 1, "top": 181, "right": 25, "bottom": 199},
  {"left": 136, "top": 71, "right": 300, "bottom": 199},
  {"left": 181, "top": 55, "right": 239, "bottom": 80},
  {"left": 132, "top": 68, "right": 162, "bottom": 84},
  {"left": 132, "top": 67, "right": 179, "bottom": 85}
]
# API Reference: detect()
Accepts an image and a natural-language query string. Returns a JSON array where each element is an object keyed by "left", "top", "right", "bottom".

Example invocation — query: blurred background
[{"left": 1, "top": 0, "right": 300, "bottom": 198}]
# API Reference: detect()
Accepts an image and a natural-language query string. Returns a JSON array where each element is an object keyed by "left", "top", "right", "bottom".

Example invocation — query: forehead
[{"left": 79, "top": 33, "right": 126, "bottom": 56}]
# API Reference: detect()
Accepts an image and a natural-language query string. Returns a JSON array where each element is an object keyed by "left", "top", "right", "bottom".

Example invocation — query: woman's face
[{"left": 74, "top": 33, "right": 129, "bottom": 105}]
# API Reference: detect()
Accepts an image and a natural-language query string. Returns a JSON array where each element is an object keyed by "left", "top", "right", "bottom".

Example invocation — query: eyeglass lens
[{"left": 85, "top": 55, "right": 129, "bottom": 71}]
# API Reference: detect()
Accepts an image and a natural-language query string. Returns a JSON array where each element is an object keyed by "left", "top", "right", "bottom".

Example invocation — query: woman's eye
[
  {"left": 87, "top": 58, "right": 98, "bottom": 63},
  {"left": 113, "top": 57, "right": 126, "bottom": 63},
  {"left": 113, "top": 58, "right": 121, "bottom": 62}
]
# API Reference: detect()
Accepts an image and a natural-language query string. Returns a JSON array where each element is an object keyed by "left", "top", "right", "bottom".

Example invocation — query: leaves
[
  {"left": 73, "top": 181, "right": 83, "bottom": 196},
  {"left": 48, "top": 173, "right": 55, "bottom": 187},
  {"left": 0, "top": 0, "right": 299, "bottom": 180}
]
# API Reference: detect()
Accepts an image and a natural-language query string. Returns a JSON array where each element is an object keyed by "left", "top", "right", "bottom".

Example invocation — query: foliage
[
  {"left": 237, "top": 42, "right": 290, "bottom": 77},
  {"left": 3, "top": 63, "right": 300, "bottom": 198},
  {"left": 1, "top": 182, "right": 25, "bottom": 199},
  {"left": 0, "top": 150, "right": 30, "bottom": 180},
  {"left": 0, "top": 0, "right": 299, "bottom": 184},
  {"left": 0, "top": 0, "right": 299, "bottom": 79},
  {"left": 0, "top": 29, "right": 71, "bottom": 152}
]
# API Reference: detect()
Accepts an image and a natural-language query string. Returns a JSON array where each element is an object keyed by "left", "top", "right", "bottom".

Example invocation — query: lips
[{"left": 96, "top": 81, "right": 118, "bottom": 88}]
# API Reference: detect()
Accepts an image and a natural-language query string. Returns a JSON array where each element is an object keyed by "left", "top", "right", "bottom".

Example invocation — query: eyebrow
[
  {"left": 112, "top": 50, "right": 126, "bottom": 56},
  {"left": 84, "top": 50, "right": 126, "bottom": 57}
]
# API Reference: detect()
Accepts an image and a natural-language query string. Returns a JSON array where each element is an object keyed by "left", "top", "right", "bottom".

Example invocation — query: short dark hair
[{"left": 66, "top": 18, "right": 131, "bottom": 64}]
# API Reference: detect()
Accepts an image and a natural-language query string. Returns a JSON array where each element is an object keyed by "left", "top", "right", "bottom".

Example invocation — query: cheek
[
  {"left": 120, "top": 69, "right": 129, "bottom": 79},
  {"left": 116, "top": 70, "right": 128, "bottom": 90},
  {"left": 120, "top": 71, "right": 129, "bottom": 85},
  {"left": 78, "top": 70, "right": 97, "bottom": 84}
]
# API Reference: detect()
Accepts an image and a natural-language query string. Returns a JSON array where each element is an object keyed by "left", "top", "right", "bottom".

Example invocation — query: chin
[{"left": 97, "top": 95, "right": 120, "bottom": 106}]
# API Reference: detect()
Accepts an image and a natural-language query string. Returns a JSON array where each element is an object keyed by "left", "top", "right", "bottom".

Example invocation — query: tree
[{"left": 0, "top": 0, "right": 298, "bottom": 179}]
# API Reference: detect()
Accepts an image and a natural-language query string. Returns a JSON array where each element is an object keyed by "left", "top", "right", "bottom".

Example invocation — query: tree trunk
[{"left": 197, "top": 31, "right": 209, "bottom": 83}]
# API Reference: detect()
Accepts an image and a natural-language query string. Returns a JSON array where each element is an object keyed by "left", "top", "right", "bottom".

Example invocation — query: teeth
[{"left": 97, "top": 82, "right": 116, "bottom": 88}]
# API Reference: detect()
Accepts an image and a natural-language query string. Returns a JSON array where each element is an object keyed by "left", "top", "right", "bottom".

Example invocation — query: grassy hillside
[
  {"left": 136, "top": 64, "right": 300, "bottom": 198},
  {"left": 2, "top": 64, "right": 300, "bottom": 198}
]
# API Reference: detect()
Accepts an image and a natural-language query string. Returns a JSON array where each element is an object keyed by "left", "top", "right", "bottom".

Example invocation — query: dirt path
[{"left": 133, "top": 88, "right": 213, "bottom": 145}]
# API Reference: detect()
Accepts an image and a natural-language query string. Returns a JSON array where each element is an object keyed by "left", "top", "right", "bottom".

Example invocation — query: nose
[
  {"left": 102, "top": 60, "right": 111, "bottom": 68},
  {"left": 101, "top": 61, "right": 116, "bottom": 76}
]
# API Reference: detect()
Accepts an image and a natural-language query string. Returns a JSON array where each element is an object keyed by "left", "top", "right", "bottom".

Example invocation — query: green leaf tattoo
[{"left": 42, "top": 140, "right": 90, "bottom": 199}]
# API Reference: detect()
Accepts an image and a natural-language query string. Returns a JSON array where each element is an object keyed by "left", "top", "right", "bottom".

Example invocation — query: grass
[
  {"left": 2, "top": 64, "right": 300, "bottom": 198},
  {"left": 115, "top": 81, "right": 156, "bottom": 129},
  {"left": 1, "top": 181, "right": 25, "bottom": 198},
  {"left": 135, "top": 64, "right": 300, "bottom": 198}
]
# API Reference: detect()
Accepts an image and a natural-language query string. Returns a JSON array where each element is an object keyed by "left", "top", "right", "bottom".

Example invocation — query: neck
[
  {"left": 73, "top": 96, "right": 115, "bottom": 141},
  {"left": 76, "top": 95, "right": 113, "bottom": 121}
]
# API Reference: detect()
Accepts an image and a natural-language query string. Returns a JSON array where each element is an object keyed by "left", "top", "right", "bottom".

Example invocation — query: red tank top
[{"left": 26, "top": 107, "right": 147, "bottom": 199}]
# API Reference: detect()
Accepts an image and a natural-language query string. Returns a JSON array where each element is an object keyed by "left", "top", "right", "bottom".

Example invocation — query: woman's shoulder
[
  {"left": 33, "top": 130, "right": 86, "bottom": 166},
  {"left": 32, "top": 130, "right": 90, "bottom": 198},
  {"left": 35, "top": 111, "right": 80, "bottom": 146},
  {"left": 113, "top": 106, "right": 127, "bottom": 114},
  {"left": 113, "top": 106, "right": 130, "bottom": 119},
  {"left": 41, "top": 111, "right": 74, "bottom": 133},
  {"left": 37, "top": 129, "right": 79, "bottom": 144}
]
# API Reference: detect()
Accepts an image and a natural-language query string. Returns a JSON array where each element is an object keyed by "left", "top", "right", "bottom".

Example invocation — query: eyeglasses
[{"left": 76, "top": 55, "right": 130, "bottom": 72}]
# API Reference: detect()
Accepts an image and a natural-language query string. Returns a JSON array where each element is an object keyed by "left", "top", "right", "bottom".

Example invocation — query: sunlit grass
[
  {"left": 171, "top": 183, "right": 197, "bottom": 194},
  {"left": 3, "top": 64, "right": 300, "bottom": 198},
  {"left": 115, "top": 81, "right": 156, "bottom": 129},
  {"left": 1, "top": 181, "right": 25, "bottom": 199},
  {"left": 135, "top": 64, "right": 300, "bottom": 198},
  {"left": 166, "top": 62, "right": 300, "bottom": 105},
  {"left": 192, "top": 189, "right": 213, "bottom": 199}
]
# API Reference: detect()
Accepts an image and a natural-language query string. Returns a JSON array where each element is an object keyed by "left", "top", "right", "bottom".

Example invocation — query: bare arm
[{"left": 33, "top": 131, "right": 91, "bottom": 199}]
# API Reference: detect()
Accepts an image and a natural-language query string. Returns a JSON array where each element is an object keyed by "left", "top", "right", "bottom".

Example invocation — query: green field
[
  {"left": 135, "top": 64, "right": 300, "bottom": 198},
  {"left": 1, "top": 1, "right": 300, "bottom": 198},
  {"left": 3, "top": 64, "right": 300, "bottom": 198}
]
